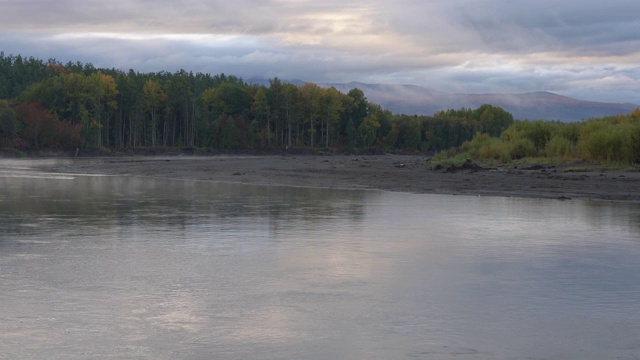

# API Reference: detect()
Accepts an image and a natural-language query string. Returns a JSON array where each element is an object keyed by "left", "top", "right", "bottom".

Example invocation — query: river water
[{"left": 1, "top": 159, "right": 639, "bottom": 359}]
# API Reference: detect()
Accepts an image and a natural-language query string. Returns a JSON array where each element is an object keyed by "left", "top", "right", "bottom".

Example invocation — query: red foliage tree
[{"left": 15, "top": 102, "right": 82, "bottom": 150}]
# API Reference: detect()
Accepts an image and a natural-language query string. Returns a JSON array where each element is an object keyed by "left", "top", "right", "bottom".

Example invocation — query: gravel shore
[{"left": 47, "top": 154, "right": 640, "bottom": 203}]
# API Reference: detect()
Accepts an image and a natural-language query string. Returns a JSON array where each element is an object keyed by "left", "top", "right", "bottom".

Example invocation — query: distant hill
[{"left": 325, "top": 82, "right": 639, "bottom": 122}]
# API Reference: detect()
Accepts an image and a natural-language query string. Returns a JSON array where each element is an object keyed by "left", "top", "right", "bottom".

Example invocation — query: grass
[
  {"left": 430, "top": 152, "right": 473, "bottom": 168},
  {"left": 601, "top": 163, "right": 640, "bottom": 171}
]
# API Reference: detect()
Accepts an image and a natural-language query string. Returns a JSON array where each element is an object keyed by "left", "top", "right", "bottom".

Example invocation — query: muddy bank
[{"left": 46, "top": 154, "right": 640, "bottom": 203}]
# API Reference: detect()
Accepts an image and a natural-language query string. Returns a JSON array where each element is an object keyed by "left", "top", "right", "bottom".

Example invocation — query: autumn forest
[
  {"left": 0, "top": 54, "right": 513, "bottom": 154},
  {"left": 1, "top": 53, "right": 639, "bottom": 165}
]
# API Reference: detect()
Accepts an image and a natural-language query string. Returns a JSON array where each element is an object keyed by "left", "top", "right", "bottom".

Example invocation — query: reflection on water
[{"left": 1, "top": 160, "right": 640, "bottom": 359}]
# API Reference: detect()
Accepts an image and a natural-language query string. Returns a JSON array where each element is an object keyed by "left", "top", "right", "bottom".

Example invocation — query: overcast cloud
[{"left": 1, "top": 0, "right": 638, "bottom": 103}]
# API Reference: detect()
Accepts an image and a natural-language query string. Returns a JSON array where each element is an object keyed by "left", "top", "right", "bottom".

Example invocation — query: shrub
[
  {"left": 502, "top": 120, "right": 557, "bottom": 151},
  {"left": 545, "top": 135, "right": 574, "bottom": 158},
  {"left": 509, "top": 138, "right": 537, "bottom": 159},
  {"left": 457, "top": 133, "right": 507, "bottom": 162},
  {"left": 460, "top": 132, "right": 492, "bottom": 154},
  {"left": 578, "top": 123, "right": 639, "bottom": 163}
]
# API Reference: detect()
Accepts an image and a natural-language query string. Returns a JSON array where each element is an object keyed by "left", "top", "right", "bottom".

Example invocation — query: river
[{"left": 1, "top": 159, "right": 639, "bottom": 359}]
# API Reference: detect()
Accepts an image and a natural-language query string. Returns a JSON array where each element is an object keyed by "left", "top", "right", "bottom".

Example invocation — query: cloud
[{"left": 0, "top": 0, "right": 639, "bottom": 103}]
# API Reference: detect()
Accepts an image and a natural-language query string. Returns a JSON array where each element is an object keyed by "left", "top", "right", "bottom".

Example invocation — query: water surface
[{"left": 1, "top": 160, "right": 639, "bottom": 359}]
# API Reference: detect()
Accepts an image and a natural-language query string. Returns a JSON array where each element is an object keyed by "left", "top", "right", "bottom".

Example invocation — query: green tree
[
  {"left": 358, "top": 112, "right": 381, "bottom": 147},
  {"left": 322, "top": 87, "right": 343, "bottom": 148},
  {"left": 282, "top": 83, "right": 298, "bottom": 148},
  {"left": 115, "top": 70, "right": 144, "bottom": 148},
  {"left": 395, "top": 115, "right": 422, "bottom": 149},
  {"left": 268, "top": 78, "right": 284, "bottom": 146},
  {"left": 88, "top": 72, "right": 119, "bottom": 147},
  {"left": 345, "top": 119, "right": 356, "bottom": 150},
  {"left": 164, "top": 70, "right": 194, "bottom": 146},
  {"left": 298, "top": 83, "right": 323, "bottom": 147},
  {"left": 346, "top": 88, "right": 368, "bottom": 129},
  {"left": 201, "top": 82, "right": 250, "bottom": 148},
  {"left": 215, "top": 83, "right": 250, "bottom": 116},
  {"left": 251, "top": 86, "right": 270, "bottom": 146},
  {"left": 475, "top": 104, "right": 514, "bottom": 136},
  {"left": 142, "top": 79, "right": 167, "bottom": 147}
]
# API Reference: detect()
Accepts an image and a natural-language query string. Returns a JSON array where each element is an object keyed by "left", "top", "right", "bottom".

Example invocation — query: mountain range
[{"left": 324, "top": 82, "right": 638, "bottom": 122}]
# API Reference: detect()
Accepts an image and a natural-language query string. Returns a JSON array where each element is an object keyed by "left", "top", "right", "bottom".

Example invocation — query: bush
[
  {"left": 509, "top": 138, "right": 537, "bottom": 159},
  {"left": 415, "top": 108, "right": 640, "bottom": 166},
  {"left": 501, "top": 120, "right": 557, "bottom": 151},
  {"left": 459, "top": 133, "right": 510, "bottom": 162},
  {"left": 578, "top": 123, "right": 639, "bottom": 163},
  {"left": 545, "top": 135, "right": 574, "bottom": 158}
]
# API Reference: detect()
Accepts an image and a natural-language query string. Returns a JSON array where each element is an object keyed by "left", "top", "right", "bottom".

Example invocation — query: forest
[
  {"left": 0, "top": 53, "right": 638, "bottom": 165},
  {"left": 0, "top": 53, "right": 512, "bottom": 154}
]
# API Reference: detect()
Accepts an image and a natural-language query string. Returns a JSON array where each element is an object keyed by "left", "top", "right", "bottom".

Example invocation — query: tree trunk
[
  {"left": 192, "top": 101, "right": 197, "bottom": 147},
  {"left": 151, "top": 108, "right": 156, "bottom": 147},
  {"left": 326, "top": 114, "right": 330, "bottom": 148}
]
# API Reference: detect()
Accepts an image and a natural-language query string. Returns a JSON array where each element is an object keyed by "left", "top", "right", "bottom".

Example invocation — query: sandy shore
[{"left": 47, "top": 154, "right": 640, "bottom": 203}]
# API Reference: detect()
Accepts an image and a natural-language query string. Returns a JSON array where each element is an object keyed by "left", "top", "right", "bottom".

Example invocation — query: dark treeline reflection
[
  {"left": 578, "top": 200, "right": 640, "bottom": 235},
  {"left": 0, "top": 175, "right": 370, "bottom": 237}
]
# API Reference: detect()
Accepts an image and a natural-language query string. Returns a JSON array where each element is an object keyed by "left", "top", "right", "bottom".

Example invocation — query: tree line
[
  {"left": 436, "top": 110, "right": 640, "bottom": 165},
  {"left": 0, "top": 53, "right": 516, "bottom": 154}
]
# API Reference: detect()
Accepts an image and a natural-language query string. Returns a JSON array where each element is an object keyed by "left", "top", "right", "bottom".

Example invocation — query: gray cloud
[{"left": 0, "top": 0, "right": 639, "bottom": 103}]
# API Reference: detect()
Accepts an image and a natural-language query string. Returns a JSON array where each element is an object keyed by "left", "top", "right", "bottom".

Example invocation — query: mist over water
[{"left": 1, "top": 160, "right": 640, "bottom": 359}]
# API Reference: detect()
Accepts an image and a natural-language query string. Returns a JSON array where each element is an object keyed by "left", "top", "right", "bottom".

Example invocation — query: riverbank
[{"left": 46, "top": 154, "right": 640, "bottom": 203}]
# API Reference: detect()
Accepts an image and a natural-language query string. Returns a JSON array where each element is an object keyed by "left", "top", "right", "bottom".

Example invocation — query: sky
[{"left": 1, "top": 0, "right": 639, "bottom": 103}]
